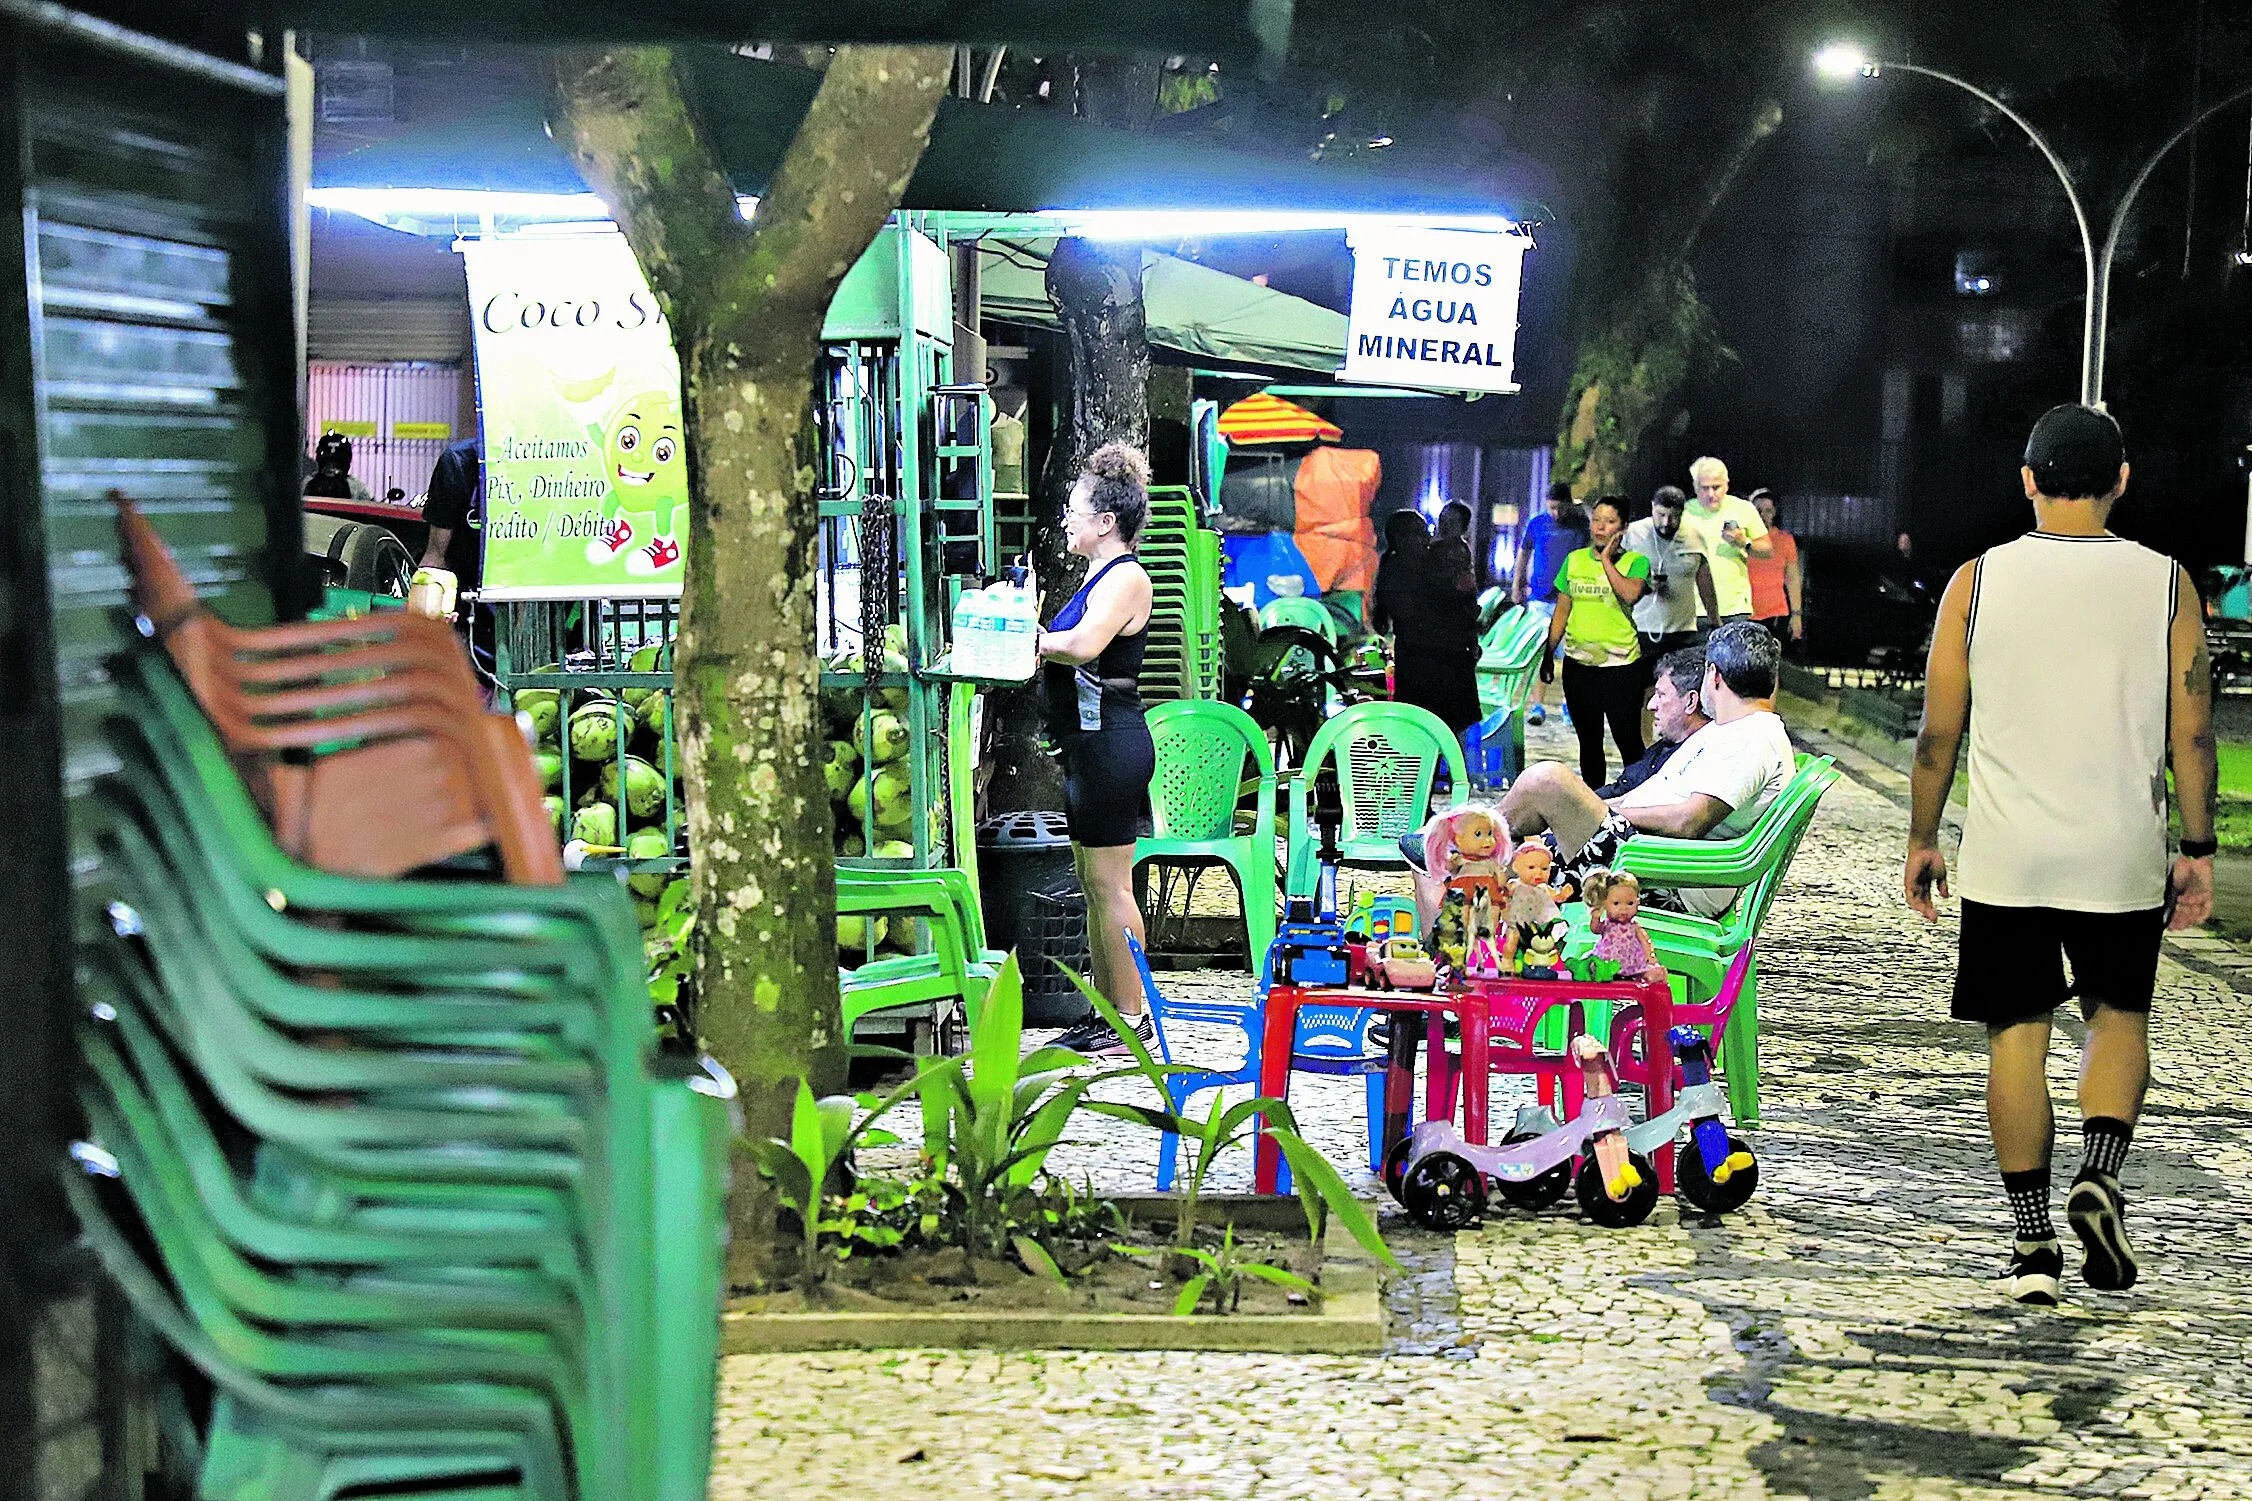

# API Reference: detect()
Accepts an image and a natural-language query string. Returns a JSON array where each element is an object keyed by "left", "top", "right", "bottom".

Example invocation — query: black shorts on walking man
[{"left": 1904, "top": 404, "right": 2218, "bottom": 1307}]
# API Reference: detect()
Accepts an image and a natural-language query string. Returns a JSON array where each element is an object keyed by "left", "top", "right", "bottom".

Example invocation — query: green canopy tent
[{"left": 977, "top": 239, "right": 1344, "bottom": 374}]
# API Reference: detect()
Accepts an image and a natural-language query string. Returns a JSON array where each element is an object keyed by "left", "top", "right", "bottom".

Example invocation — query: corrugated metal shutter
[
  {"left": 308, "top": 359, "right": 464, "bottom": 501},
  {"left": 20, "top": 42, "right": 302, "bottom": 929},
  {"left": 309, "top": 295, "right": 467, "bottom": 362}
]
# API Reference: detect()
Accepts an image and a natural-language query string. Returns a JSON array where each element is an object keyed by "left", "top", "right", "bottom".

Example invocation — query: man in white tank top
[{"left": 1904, "top": 405, "right": 2216, "bottom": 1306}]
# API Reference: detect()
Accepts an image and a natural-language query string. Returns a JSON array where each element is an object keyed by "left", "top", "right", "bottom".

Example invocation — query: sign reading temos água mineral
[
  {"left": 1339, "top": 226, "right": 1533, "bottom": 395},
  {"left": 462, "top": 236, "right": 688, "bottom": 599}
]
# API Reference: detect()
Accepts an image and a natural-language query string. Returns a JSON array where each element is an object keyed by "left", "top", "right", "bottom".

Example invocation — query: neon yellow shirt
[{"left": 1552, "top": 547, "right": 1651, "bottom": 666}]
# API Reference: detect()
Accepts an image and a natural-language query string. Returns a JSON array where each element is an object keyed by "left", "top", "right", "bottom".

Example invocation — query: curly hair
[{"left": 1080, "top": 441, "right": 1151, "bottom": 543}]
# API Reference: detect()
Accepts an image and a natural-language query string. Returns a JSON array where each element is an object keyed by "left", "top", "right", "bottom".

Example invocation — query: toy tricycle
[
  {"left": 1390, "top": 1035, "right": 1661, "bottom": 1231},
  {"left": 1623, "top": 1025, "right": 1759, "bottom": 1214}
]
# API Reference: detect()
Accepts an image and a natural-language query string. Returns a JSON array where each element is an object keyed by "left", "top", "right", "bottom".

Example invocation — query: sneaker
[
  {"left": 1525, "top": 705, "right": 1546, "bottom": 726},
  {"left": 1998, "top": 1238, "right": 2063, "bottom": 1306},
  {"left": 1047, "top": 1012, "right": 1154, "bottom": 1058},
  {"left": 2067, "top": 1172, "right": 2140, "bottom": 1291}
]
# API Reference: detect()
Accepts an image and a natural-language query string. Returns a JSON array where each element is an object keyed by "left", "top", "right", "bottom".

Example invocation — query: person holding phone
[{"left": 1541, "top": 496, "right": 1651, "bottom": 786}]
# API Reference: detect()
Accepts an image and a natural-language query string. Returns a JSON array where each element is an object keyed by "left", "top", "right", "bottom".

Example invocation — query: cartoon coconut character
[{"left": 582, "top": 388, "right": 687, "bottom": 578}]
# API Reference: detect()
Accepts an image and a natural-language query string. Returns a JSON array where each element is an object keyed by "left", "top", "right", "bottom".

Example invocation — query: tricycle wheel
[
  {"left": 1401, "top": 1150, "right": 1487, "bottom": 1232},
  {"left": 1381, "top": 1132, "right": 1417, "bottom": 1204},
  {"left": 1491, "top": 1130, "right": 1572, "bottom": 1211},
  {"left": 1675, "top": 1135, "right": 1759, "bottom": 1215},
  {"left": 1575, "top": 1150, "right": 1660, "bottom": 1228}
]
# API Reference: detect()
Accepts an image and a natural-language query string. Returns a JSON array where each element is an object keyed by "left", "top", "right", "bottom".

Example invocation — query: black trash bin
[{"left": 975, "top": 811, "right": 1092, "bottom": 1026}]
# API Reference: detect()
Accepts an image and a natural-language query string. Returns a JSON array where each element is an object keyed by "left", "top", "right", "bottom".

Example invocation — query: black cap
[{"left": 2023, "top": 404, "right": 2125, "bottom": 498}]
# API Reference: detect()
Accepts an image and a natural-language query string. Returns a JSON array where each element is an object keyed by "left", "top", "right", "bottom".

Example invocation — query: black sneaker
[
  {"left": 1999, "top": 1239, "right": 2063, "bottom": 1306},
  {"left": 1047, "top": 1012, "right": 1154, "bottom": 1058},
  {"left": 2067, "top": 1171, "right": 2140, "bottom": 1291}
]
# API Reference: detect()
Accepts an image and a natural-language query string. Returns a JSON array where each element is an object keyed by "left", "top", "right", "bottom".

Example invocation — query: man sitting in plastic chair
[{"left": 1401, "top": 623, "right": 1791, "bottom": 927}]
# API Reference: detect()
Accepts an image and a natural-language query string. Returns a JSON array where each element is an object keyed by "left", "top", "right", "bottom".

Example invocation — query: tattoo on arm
[{"left": 2186, "top": 640, "right": 2214, "bottom": 702}]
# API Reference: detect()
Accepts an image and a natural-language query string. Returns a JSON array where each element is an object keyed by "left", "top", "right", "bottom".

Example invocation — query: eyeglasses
[{"left": 1064, "top": 505, "right": 1113, "bottom": 525}]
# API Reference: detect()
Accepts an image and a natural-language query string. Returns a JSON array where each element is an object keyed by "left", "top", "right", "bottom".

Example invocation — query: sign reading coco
[
  {"left": 462, "top": 236, "right": 689, "bottom": 599},
  {"left": 1339, "top": 226, "right": 1533, "bottom": 395}
]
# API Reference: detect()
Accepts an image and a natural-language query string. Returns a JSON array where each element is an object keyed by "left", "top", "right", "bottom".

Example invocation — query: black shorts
[
  {"left": 1952, "top": 900, "right": 2166, "bottom": 1026},
  {"left": 1057, "top": 718, "right": 1154, "bottom": 849}
]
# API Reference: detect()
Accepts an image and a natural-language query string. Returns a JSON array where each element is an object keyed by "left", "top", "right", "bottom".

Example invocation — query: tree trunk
[
  {"left": 985, "top": 57, "right": 1160, "bottom": 811},
  {"left": 551, "top": 44, "right": 951, "bottom": 1292},
  {"left": 985, "top": 237, "right": 1153, "bottom": 810},
  {"left": 1553, "top": 98, "right": 1782, "bottom": 496}
]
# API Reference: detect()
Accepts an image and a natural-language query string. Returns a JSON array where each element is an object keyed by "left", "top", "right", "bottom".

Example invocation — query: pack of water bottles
[{"left": 950, "top": 576, "right": 1039, "bottom": 681}]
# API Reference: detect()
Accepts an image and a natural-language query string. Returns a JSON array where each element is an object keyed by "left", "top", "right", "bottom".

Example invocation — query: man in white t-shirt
[
  {"left": 1682, "top": 457, "right": 1770, "bottom": 627},
  {"left": 1496, "top": 622, "right": 1795, "bottom": 918}
]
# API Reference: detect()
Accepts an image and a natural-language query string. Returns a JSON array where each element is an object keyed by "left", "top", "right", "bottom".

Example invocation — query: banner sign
[
  {"left": 1339, "top": 227, "right": 1532, "bottom": 395},
  {"left": 462, "top": 236, "right": 687, "bottom": 599}
]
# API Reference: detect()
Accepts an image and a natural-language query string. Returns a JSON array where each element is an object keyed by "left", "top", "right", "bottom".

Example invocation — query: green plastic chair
[
  {"left": 1283, "top": 701, "right": 1469, "bottom": 902},
  {"left": 1135, "top": 700, "right": 1279, "bottom": 971},
  {"left": 88, "top": 644, "right": 723, "bottom": 1500},
  {"left": 839, "top": 865, "right": 999, "bottom": 1035},
  {"left": 1563, "top": 756, "right": 1840, "bottom": 1126},
  {"left": 1475, "top": 604, "right": 1550, "bottom": 720}
]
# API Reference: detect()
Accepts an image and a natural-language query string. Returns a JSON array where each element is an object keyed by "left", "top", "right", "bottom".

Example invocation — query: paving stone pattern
[{"left": 713, "top": 723, "right": 2252, "bottom": 1499}]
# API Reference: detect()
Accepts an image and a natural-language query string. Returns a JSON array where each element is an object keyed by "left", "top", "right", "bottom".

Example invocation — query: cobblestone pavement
[{"left": 713, "top": 723, "right": 2252, "bottom": 1500}]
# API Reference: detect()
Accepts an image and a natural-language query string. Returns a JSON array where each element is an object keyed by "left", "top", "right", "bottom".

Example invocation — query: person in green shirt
[{"left": 1541, "top": 496, "right": 1652, "bottom": 786}]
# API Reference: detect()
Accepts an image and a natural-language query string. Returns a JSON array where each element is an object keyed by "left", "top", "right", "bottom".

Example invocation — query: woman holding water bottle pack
[{"left": 1034, "top": 442, "right": 1158, "bottom": 1054}]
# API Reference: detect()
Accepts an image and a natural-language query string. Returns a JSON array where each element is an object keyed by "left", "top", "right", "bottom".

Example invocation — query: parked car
[{"left": 1801, "top": 550, "right": 1936, "bottom": 677}]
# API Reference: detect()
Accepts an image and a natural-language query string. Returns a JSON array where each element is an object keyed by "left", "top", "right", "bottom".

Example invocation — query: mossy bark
[
  {"left": 1553, "top": 98, "right": 1782, "bottom": 497},
  {"left": 551, "top": 45, "right": 950, "bottom": 1291}
]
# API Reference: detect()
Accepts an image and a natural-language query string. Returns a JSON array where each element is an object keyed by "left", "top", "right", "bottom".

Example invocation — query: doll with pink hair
[{"left": 1422, "top": 804, "right": 1510, "bottom": 969}]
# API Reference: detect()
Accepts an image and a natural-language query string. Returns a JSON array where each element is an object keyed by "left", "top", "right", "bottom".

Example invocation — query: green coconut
[
  {"left": 625, "top": 827, "right": 672, "bottom": 897},
  {"left": 571, "top": 802, "right": 618, "bottom": 847},
  {"left": 598, "top": 755, "right": 668, "bottom": 820},
  {"left": 569, "top": 703, "right": 623, "bottom": 762}
]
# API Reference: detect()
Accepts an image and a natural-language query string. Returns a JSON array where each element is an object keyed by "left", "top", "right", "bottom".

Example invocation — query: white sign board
[{"left": 1339, "top": 227, "right": 1532, "bottom": 395}]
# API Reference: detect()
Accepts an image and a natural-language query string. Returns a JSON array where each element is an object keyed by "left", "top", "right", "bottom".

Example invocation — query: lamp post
[{"left": 1814, "top": 44, "right": 2252, "bottom": 410}]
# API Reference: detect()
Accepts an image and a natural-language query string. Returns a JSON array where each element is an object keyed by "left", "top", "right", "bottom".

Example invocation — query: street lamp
[{"left": 1816, "top": 44, "right": 2252, "bottom": 409}]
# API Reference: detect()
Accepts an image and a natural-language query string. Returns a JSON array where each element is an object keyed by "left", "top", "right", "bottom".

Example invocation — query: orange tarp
[{"left": 1293, "top": 447, "right": 1380, "bottom": 593}]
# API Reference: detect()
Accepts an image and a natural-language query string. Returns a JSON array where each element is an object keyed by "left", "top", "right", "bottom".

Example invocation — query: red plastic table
[{"left": 1250, "top": 973, "right": 1677, "bottom": 1194}]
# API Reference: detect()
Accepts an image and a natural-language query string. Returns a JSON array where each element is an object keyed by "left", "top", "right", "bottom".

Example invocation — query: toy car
[{"left": 1369, "top": 935, "right": 1438, "bottom": 990}]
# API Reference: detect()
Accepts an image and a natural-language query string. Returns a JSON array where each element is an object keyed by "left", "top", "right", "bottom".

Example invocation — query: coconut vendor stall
[{"left": 306, "top": 47, "right": 1538, "bottom": 1045}]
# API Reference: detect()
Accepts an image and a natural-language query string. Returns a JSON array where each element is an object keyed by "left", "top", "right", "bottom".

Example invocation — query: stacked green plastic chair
[
  {"left": 63, "top": 641, "right": 733, "bottom": 1501},
  {"left": 1561, "top": 755, "right": 1840, "bottom": 1126},
  {"left": 1136, "top": 700, "right": 1280, "bottom": 971},
  {"left": 1475, "top": 604, "right": 1549, "bottom": 721},
  {"left": 839, "top": 684, "right": 1003, "bottom": 1036},
  {"left": 1136, "top": 486, "right": 1222, "bottom": 703},
  {"left": 1283, "top": 701, "right": 1468, "bottom": 903}
]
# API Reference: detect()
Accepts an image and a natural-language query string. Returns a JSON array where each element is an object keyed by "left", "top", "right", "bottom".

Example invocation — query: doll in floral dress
[{"left": 1582, "top": 868, "right": 1665, "bottom": 985}]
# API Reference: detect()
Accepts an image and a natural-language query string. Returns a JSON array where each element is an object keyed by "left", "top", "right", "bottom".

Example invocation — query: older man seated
[{"left": 1410, "top": 622, "right": 1793, "bottom": 924}]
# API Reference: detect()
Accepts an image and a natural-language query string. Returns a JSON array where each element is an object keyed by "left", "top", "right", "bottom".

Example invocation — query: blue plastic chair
[{"left": 1127, "top": 932, "right": 1385, "bottom": 1193}]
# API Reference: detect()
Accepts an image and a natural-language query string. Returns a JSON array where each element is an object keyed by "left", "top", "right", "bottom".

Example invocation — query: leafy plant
[
  {"left": 645, "top": 875, "right": 696, "bottom": 1012},
  {"left": 1119, "top": 1225, "right": 1318, "bottom": 1315},
  {"left": 909, "top": 954, "right": 1161, "bottom": 1259},
  {"left": 748, "top": 1067, "right": 930, "bottom": 1292},
  {"left": 1059, "top": 965, "right": 1399, "bottom": 1276}
]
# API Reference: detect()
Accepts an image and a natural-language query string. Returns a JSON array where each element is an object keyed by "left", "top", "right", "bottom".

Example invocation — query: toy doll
[
  {"left": 1500, "top": 841, "right": 1573, "bottom": 979},
  {"left": 1423, "top": 805, "right": 1510, "bottom": 967},
  {"left": 1582, "top": 868, "right": 1665, "bottom": 985}
]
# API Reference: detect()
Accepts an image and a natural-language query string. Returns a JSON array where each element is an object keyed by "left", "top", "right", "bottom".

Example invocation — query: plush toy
[
  {"left": 1423, "top": 805, "right": 1510, "bottom": 968},
  {"left": 1500, "top": 842, "right": 1573, "bottom": 979},
  {"left": 1583, "top": 868, "right": 1665, "bottom": 985}
]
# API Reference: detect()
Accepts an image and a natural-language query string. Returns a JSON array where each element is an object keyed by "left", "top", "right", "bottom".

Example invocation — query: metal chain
[{"left": 860, "top": 491, "right": 893, "bottom": 676}]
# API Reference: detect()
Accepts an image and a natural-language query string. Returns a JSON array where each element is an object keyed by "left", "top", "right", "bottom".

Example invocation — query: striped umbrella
[{"left": 1217, "top": 392, "right": 1342, "bottom": 445}]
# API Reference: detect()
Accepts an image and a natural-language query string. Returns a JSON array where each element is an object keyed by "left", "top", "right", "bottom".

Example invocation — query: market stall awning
[
  {"left": 316, "top": 52, "right": 1520, "bottom": 223},
  {"left": 978, "top": 243, "right": 1344, "bottom": 375},
  {"left": 1216, "top": 393, "right": 1343, "bottom": 444}
]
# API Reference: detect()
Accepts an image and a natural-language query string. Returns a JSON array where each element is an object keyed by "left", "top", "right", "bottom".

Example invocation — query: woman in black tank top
[{"left": 1033, "top": 443, "right": 1158, "bottom": 1054}]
